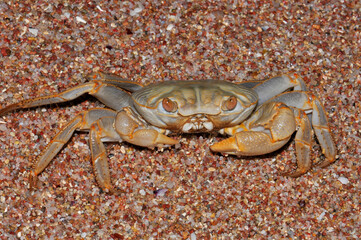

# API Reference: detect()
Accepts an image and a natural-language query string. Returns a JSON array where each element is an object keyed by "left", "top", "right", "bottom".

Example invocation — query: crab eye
[
  {"left": 162, "top": 97, "right": 177, "bottom": 112},
  {"left": 222, "top": 96, "right": 238, "bottom": 111}
]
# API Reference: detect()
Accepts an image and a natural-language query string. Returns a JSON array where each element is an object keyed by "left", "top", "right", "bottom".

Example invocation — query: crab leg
[
  {"left": 268, "top": 91, "right": 337, "bottom": 167},
  {"left": 114, "top": 107, "right": 179, "bottom": 148},
  {"left": 87, "top": 72, "right": 143, "bottom": 92},
  {"left": 286, "top": 108, "right": 312, "bottom": 177},
  {"left": 88, "top": 106, "right": 178, "bottom": 191},
  {"left": 0, "top": 72, "right": 141, "bottom": 115},
  {"left": 237, "top": 80, "right": 264, "bottom": 89},
  {"left": 30, "top": 108, "right": 117, "bottom": 189},
  {"left": 211, "top": 102, "right": 314, "bottom": 175},
  {"left": 89, "top": 116, "right": 121, "bottom": 192},
  {"left": 252, "top": 73, "right": 307, "bottom": 105}
]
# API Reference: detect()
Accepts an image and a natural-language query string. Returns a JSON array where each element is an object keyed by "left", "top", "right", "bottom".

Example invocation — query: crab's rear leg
[
  {"left": 285, "top": 109, "right": 312, "bottom": 177},
  {"left": 0, "top": 72, "right": 141, "bottom": 115},
  {"left": 252, "top": 73, "right": 308, "bottom": 105},
  {"left": 211, "top": 102, "right": 314, "bottom": 176},
  {"left": 30, "top": 108, "right": 118, "bottom": 191},
  {"left": 87, "top": 72, "right": 143, "bottom": 92},
  {"left": 269, "top": 91, "right": 337, "bottom": 168}
]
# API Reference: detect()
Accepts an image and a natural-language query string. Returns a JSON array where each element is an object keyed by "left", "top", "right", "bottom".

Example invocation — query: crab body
[
  {"left": 132, "top": 80, "right": 258, "bottom": 132},
  {"left": 0, "top": 73, "right": 337, "bottom": 192}
]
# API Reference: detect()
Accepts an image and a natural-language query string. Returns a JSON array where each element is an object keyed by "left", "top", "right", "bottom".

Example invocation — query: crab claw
[
  {"left": 114, "top": 109, "right": 178, "bottom": 148},
  {"left": 210, "top": 136, "right": 240, "bottom": 155},
  {"left": 128, "top": 129, "right": 179, "bottom": 148},
  {"left": 210, "top": 131, "right": 289, "bottom": 156}
]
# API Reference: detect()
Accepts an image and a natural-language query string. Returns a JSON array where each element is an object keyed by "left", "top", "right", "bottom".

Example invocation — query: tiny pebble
[
  {"left": 64, "top": 12, "right": 70, "bottom": 18},
  {"left": 120, "top": 146, "right": 126, "bottom": 154},
  {"left": 317, "top": 211, "right": 326, "bottom": 221},
  {"left": 154, "top": 189, "right": 167, "bottom": 197},
  {"left": 130, "top": 7, "right": 143, "bottom": 16},
  {"left": 28, "top": 28, "right": 39, "bottom": 36},
  {"left": 96, "top": 6, "right": 105, "bottom": 12},
  {"left": 76, "top": 16, "right": 87, "bottom": 24},
  {"left": 0, "top": 47, "right": 11, "bottom": 56},
  {"left": 0, "top": 124, "right": 7, "bottom": 131},
  {"left": 338, "top": 176, "right": 349, "bottom": 184},
  {"left": 167, "top": 24, "right": 174, "bottom": 31}
]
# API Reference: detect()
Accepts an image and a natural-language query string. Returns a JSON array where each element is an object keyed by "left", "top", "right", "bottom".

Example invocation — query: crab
[{"left": 0, "top": 73, "right": 336, "bottom": 192}]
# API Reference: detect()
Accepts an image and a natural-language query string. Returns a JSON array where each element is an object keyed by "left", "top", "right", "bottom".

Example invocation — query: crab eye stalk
[
  {"left": 162, "top": 97, "right": 177, "bottom": 112},
  {"left": 222, "top": 96, "right": 238, "bottom": 111}
]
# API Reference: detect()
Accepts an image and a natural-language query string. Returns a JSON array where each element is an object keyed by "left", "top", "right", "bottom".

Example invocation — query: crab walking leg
[
  {"left": 30, "top": 108, "right": 116, "bottom": 187},
  {"left": 210, "top": 102, "right": 295, "bottom": 156},
  {"left": 284, "top": 109, "right": 312, "bottom": 177},
  {"left": 0, "top": 75, "right": 139, "bottom": 115},
  {"left": 237, "top": 80, "right": 265, "bottom": 89},
  {"left": 0, "top": 82, "right": 93, "bottom": 115},
  {"left": 114, "top": 107, "right": 179, "bottom": 148},
  {"left": 252, "top": 73, "right": 308, "bottom": 105},
  {"left": 89, "top": 116, "right": 122, "bottom": 192},
  {"left": 87, "top": 72, "right": 143, "bottom": 92},
  {"left": 268, "top": 91, "right": 337, "bottom": 167}
]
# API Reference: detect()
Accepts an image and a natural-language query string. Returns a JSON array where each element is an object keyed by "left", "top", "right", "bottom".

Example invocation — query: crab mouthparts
[{"left": 182, "top": 115, "right": 214, "bottom": 132}]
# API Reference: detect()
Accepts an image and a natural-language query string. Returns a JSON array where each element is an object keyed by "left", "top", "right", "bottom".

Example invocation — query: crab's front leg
[
  {"left": 211, "top": 102, "right": 313, "bottom": 176},
  {"left": 114, "top": 107, "right": 179, "bottom": 148}
]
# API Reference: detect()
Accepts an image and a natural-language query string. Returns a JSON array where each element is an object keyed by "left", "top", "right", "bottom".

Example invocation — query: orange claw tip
[
  {"left": 210, "top": 136, "right": 240, "bottom": 154},
  {"left": 155, "top": 134, "right": 179, "bottom": 146}
]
